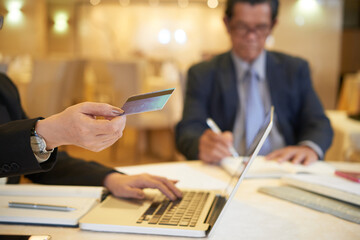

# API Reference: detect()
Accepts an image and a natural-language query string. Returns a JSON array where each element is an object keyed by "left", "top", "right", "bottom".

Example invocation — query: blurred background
[{"left": 0, "top": 0, "right": 359, "bottom": 166}]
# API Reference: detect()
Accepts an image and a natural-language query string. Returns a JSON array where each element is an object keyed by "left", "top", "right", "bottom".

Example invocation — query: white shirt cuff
[
  {"left": 299, "top": 140, "right": 324, "bottom": 159},
  {"left": 33, "top": 152, "right": 52, "bottom": 163}
]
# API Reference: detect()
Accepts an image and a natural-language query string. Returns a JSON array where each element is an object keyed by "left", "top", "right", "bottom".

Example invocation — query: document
[
  {"left": 221, "top": 156, "right": 335, "bottom": 178},
  {"left": 282, "top": 174, "right": 360, "bottom": 206},
  {"left": 0, "top": 184, "right": 105, "bottom": 226}
]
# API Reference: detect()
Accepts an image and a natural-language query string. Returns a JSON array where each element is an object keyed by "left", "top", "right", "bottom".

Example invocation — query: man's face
[{"left": 224, "top": 2, "right": 274, "bottom": 63}]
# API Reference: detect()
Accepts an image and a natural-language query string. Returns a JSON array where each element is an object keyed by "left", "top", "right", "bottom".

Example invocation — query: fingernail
[
  {"left": 138, "top": 192, "right": 145, "bottom": 198},
  {"left": 112, "top": 109, "right": 124, "bottom": 116}
]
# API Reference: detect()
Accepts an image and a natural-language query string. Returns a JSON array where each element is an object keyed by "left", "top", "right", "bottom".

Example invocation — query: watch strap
[{"left": 31, "top": 122, "right": 54, "bottom": 163}]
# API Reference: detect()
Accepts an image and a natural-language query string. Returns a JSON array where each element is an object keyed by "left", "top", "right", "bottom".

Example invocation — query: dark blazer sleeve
[
  {"left": 175, "top": 62, "right": 215, "bottom": 160},
  {"left": 0, "top": 73, "right": 58, "bottom": 177},
  {"left": 175, "top": 53, "right": 239, "bottom": 160},
  {"left": 24, "top": 152, "right": 116, "bottom": 186},
  {"left": 289, "top": 59, "right": 333, "bottom": 153},
  {"left": 0, "top": 118, "right": 59, "bottom": 178},
  {"left": 0, "top": 119, "right": 58, "bottom": 178},
  {"left": 0, "top": 73, "right": 119, "bottom": 184},
  {"left": 267, "top": 53, "right": 333, "bottom": 155}
]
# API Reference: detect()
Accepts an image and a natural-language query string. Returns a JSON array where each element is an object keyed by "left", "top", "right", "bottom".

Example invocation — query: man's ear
[
  {"left": 223, "top": 16, "right": 231, "bottom": 34},
  {"left": 271, "top": 19, "right": 278, "bottom": 30}
]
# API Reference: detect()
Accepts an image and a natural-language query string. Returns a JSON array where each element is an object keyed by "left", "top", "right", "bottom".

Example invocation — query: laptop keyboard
[{"left": 137, "top": 191, "right": 210, "bottom": 227}]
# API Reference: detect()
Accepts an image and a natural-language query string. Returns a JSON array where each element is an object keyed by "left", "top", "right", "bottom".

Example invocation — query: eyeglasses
[
  {"left": 0, "top": 15, "right": 3, "bottom": 30},
  {"left": 230, "top": 23, "right": 271, "bottom": 38}
]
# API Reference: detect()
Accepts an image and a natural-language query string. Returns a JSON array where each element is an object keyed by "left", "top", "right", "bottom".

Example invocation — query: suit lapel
[
  {"left": 218, "top": 52, "right": 238, "bottom": 129},
  {"left": 267, "top": 52, "right": 281, "bottom": 110},
  {"left": 266, "top": 52, "right": 287, "bottom": 136}
]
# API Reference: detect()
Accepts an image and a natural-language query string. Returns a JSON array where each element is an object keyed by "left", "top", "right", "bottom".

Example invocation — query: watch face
[{"left": 30, "top": 135, "right": 46, "bottom": 153}]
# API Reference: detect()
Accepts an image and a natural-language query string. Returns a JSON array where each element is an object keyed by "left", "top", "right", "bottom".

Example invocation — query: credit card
[{"left": 121, "top": 88, "right": 174, "bottom": 116}]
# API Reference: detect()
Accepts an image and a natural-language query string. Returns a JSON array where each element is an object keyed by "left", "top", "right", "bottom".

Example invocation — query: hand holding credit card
[{"left": 120, "top": 88, "right": 174, "bottom": 115}]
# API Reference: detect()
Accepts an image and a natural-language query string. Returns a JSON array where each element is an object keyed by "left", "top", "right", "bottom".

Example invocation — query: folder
[
  {"left": 0, "top": 184, "right": 105, "bottom": 226},
  {"left": 282, "top": 174, "right": 360, "bottom": 206},
  {"left": 259, "top": 173, "right": 360, "bottom": 224}
]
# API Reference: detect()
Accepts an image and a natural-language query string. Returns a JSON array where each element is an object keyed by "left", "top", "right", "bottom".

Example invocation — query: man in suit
[
  {"left": 0, "top": 15, "right": 181, "bottom": 200},
  {"left": 175, "top": 0, "right": 333, "bottom": 165}
]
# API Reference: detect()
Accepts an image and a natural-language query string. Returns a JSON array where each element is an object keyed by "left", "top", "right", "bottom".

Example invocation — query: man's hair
[{"left": 225, "top": 0, "right": 279, "bottom": 22}]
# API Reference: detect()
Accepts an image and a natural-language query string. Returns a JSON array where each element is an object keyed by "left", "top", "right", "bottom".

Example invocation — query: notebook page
[{"left": 0, "top": 184, "right": 105, "bottom": 199}]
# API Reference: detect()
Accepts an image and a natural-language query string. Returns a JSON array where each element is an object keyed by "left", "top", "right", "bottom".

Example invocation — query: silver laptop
[{"left": 79, "top": 107, "right": 274, "bottom": 238}]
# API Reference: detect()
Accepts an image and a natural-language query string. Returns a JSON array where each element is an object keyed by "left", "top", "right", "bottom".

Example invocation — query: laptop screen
[
  {"left": 224, "top": 106, "right": 274, "bottom": 197},
  {"left": 210, "top": 106, "right": 274, "bottom": 235}
]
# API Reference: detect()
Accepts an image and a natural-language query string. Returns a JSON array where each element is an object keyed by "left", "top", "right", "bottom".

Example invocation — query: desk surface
[{"left": 1, "top": 161, "right": 359, "bottom": 240}]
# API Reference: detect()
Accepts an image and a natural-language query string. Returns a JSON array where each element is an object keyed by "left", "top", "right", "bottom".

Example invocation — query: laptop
[{"left": 79, "top": 107, "right": 274, "bottom": 238}]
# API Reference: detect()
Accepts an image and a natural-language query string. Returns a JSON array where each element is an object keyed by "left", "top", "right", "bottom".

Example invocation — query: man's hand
[
  {"left": 198, "top": 129, "right": 234, "bottom": 164},
  {"left": 265, "top": 146, "right": 318, "bottom": 165},
  {"left": 36, "top": 102, "right": 126, "bottom": 152},
  {"left": 103, "top": 173, "right": 183, "bottom": 200}
]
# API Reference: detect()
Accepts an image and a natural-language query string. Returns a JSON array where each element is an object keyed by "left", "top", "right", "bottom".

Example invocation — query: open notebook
[
  {"left": 79, "top": 107, "right": 274, "bottom": 237},
  {"left": 0, "top": 184, "right": 105, "bottom": 226}
]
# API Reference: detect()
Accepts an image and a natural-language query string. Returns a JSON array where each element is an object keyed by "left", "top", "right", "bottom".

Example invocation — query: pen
[
  {"left": 8, "top": 202, "right": 76, "bottom": 212},
  {"left": 206, "top": 118, "right": 239, "bottom": 158}
]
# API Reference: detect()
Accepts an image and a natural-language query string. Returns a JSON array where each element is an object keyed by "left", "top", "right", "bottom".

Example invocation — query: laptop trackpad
[{"left": 101, "top": 197, "right": 144, "bottom": 210}]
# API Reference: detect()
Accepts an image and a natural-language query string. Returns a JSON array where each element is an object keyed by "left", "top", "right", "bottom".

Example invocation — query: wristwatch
[{"left": 30, "top": 126, "right": 54, "bottom": 163}]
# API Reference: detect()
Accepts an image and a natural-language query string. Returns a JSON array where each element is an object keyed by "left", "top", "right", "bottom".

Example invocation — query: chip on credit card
[{"left": 120, "top": 88, "right": 174, "bottom": 116}]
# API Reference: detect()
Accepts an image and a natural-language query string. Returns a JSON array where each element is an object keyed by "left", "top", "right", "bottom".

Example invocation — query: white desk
[{"left": 1, "top": 161, "right": 359, "bottom": 240}]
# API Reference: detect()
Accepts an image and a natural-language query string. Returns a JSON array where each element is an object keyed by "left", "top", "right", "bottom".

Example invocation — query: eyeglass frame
[
  {"left": 0, "top": 15, "right": 3, "bottom": 30},
  {"left": 229, "top": 22, "right": 272, "bottom": 38}
]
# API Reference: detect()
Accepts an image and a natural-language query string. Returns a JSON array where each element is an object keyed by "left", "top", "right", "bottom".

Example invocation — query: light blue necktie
[{"left": 245, "top": 68, "right": 270, "bottom": 155}]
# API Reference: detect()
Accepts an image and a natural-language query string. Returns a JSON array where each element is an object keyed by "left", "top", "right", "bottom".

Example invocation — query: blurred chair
[
  {"left": 6, "top": 55, "right": 33, "bottom": 109},
  {"left": 62, "top": 59, "right": 86, "bottom": 106},
  {"left": 107, "top": 60, "right": 146, "bottom": 107},
  {"left": 140, "top": 75, "right": 183, "bottom": 161},
  {"left": 88, "top": 60, "right": 115, "bottom": 104},
  {"left": 89, "top": 59, "right": 146, "bottom": 160},
  {"left": 136, "top": 61, "right": 183, "bottom": 161},
  {"left": 325, "top": 110, "right": 360, "bottom": 162},
  {"left": 90, "top": 59, "right": 182, "bottom": 161},
  {"left": 25, "top": 59, "right": 85, "bottom": 118},
  {"left": 337, "top": 72, "right": 360, "bottom": 115}
]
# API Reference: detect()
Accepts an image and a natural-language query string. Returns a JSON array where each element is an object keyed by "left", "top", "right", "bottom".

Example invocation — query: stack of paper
[
  {"left": 221, "top": 156, "right": 335, "bottom": 178},
  {"left": 259, "top": 173, "right": 360, "bottom": 224},
  {"left": 0, "top": 184, "right": 105, "bottom": 226},
  {"left": 282, "top": 174, "right": 360, "bottom": 205}
]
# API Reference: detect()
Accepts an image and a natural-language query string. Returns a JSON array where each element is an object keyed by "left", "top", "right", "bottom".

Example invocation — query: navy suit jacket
[
  {"left": 0, "top": 73, "right": 115, "bottom": 185},
  {"left": 175, "top": 51, "right": 333, "bottom": 160}
]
